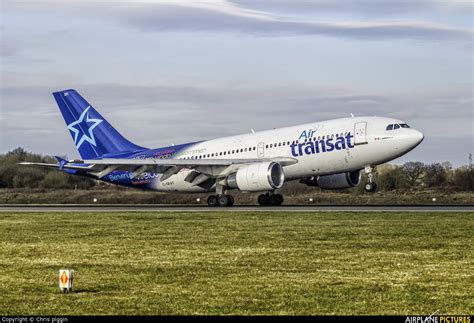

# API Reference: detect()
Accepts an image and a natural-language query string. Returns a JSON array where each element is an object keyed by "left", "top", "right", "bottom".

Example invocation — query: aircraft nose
[{"left": 411, "top": 129, "right": 424, "bottom": 147}]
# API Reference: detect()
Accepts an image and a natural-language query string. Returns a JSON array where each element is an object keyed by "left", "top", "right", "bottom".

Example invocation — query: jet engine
[
  {"left": 301, "top": 170, "right": 361, "bottom": 189},
  {"left": 227, "top": 162, "right": 284, "bottom": 191}
]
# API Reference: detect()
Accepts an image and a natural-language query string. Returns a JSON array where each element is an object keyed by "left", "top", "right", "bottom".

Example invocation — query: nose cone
[
  {"left": 413, "top": 130, "right": 424, "bottom": 145},
  {"left": 408, "top": 129, "right": 424, "bottom": 149}
]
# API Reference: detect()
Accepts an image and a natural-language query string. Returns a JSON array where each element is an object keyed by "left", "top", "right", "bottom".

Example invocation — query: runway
[{"left": 0, "top": 204, "right": 473, "bottom": 212}]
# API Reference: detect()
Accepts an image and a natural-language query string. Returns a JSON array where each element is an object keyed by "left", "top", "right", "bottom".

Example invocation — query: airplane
[{"left": 21, "top": 89, "right": 424, "bottom": 206}]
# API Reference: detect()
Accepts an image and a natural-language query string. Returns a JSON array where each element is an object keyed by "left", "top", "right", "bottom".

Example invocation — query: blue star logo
[{"left": 67, "top": 106, "right": 103, "bottom": 149}]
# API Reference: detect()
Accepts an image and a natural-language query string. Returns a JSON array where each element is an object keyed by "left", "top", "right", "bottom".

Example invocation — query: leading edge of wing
[
  {"left": 81, "top": 157, "right": 298, "bottom": 167},
  {"left": 19, "top": 162, "right": 94, "bottom": 171}
]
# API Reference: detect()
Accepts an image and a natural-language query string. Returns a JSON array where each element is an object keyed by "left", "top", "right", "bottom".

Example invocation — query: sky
[{"left": 1, "top": 0, "right": 473, "bottom": 166}]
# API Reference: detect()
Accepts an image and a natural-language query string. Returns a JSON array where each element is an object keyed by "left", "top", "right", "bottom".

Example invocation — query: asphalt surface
[{"left": 0, "top": 204, "right": 473, "bottom": 212}]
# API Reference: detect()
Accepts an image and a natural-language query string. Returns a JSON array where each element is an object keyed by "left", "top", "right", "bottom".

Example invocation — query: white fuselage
[{"left": 151, "top": 116, "right": 423, "bottom": 192}]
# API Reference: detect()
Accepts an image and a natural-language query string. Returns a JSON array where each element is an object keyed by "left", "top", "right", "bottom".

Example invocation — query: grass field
[{"left": 0, "top": 211, "right": 472, "bottom": 315}]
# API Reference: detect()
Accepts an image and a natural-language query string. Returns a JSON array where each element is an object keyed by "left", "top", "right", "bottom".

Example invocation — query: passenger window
[
  {"left": 386, "top": 124, "right": 394, "bottom": 130},
  {"left": 279, "top": 143, "right": 281, "bottom": 147},
  {"left": 287, "top": 141, "right": 290, "bottom": 145},
  {"left": 394, "top": 124, "right": 400, "bottom": 129}
]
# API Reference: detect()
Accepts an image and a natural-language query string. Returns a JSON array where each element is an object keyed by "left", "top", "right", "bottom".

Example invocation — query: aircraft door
[
  {"left": 354, "top": 121, "right": 368, "bottom": 145},
  {"left": 257, "top": 142, "right": 265, "bottom": 158}
]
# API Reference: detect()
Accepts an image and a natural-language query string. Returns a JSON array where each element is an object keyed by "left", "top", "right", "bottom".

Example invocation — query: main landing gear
[
  {"left": 207, "top": 192, "right": 284, "bottom": 207},
  {"left": 364, "top": 166, "right": 377, "bottom": 193},
  {"left": 207, "top": 194, "right": 234, "bottom": 207},
  {"left": 257, "top": 192, "right": 284, "bottom": 206}
]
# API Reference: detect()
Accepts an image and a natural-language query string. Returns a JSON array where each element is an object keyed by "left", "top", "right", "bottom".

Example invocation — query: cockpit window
[
  {"left": 400, "top": 123, "right": 410, "bottom": 128},
  {"left": 394, "top": 124, "right": 400, "bottom": 129},
  {"left": 386, "top": 124, "right": 394, "bottom": 130}
]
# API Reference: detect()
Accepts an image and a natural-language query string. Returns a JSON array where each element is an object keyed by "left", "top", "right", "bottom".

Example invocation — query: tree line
[
  {"left": 370, "top": 160, "right": 473, "bottom": 192},
  {"left": 0, "top": 147, "right": 472, "bottom": 192},
  {"left": 0, "top": 147, "right": 95, "bottom": 189}
]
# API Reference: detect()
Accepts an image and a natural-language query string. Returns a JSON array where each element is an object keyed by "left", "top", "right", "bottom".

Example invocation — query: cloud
[
  {"left": 0, "top": 37, "right": 20, "bottom": 57},
  {"left": 3, "top": 0, "right": 472, "bottom": 41},
  {"left": 230, "top": 0, "right": 473, "bottom": 17}
]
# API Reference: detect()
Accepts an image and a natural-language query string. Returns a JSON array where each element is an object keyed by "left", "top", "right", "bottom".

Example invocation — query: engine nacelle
[
  {"left": 316, "top": 171, "right": 361, "bottom": 189},
  {"left": 227, "top": 162, "right": 285, "bottom": 192}
]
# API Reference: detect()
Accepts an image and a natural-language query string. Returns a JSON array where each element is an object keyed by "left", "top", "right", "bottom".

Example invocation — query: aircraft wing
[
  {"left": 21, "top": 157, "right": 298, "bottom": 180},
  {"left": 83, "top": 157, "right": 297, "bottom": 167}
]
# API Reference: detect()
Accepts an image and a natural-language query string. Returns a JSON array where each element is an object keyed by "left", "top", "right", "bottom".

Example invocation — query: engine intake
[{"left": 227, "top": 162, "right": 284, "bottom": 191}]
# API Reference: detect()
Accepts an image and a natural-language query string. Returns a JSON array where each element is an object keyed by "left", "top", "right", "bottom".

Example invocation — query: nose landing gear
[{"left": 364, "top": 166, "right": 377, "bottom": 192}]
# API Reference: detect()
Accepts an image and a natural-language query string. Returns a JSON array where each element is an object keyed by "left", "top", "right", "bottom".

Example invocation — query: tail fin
[{"left": 53, "top": 89, "right": 146, "bottom": 159}]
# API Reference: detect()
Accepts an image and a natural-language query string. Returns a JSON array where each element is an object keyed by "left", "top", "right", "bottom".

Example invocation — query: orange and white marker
[{"left": 59, "top": 269, "right": 74, "bottom": 292}]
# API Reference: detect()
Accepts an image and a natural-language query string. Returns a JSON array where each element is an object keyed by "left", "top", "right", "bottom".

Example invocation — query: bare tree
[
  {"left": 402, "top": 161, "right": 425, "bottom": 187},
  {"left": 424, "top": 163, "right": 447, "bottom": 187}
]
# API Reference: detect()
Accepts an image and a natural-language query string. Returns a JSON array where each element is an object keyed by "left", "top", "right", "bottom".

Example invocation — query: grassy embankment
[
  {"left": 0, "top": 211, "right": 472, "bottom": 315},
  {"left": 0, "top": 188, "right": 473, "bottom": 205}
]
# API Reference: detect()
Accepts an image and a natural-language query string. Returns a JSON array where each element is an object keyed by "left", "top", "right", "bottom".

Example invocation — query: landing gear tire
[
  {"left": 258, "top": 194, "right": 269, "bottom": 206},
  {"left": 269, "top": 195, "right": 279, "bottom": 206},
  {"left": 364, "top": 182, "right": 377, "bottom": 192},
  {"left": 275, "top": 194, "right": 284, "bottom": 206},
  {"left": 208, "top": 194, "right": 235, "bottom": 207},
  {"left": 218, "top": 195, "right": 229, "bottom": 207},
  {"left": 207, "top": 195, "right": 218, "bottom": 207},
  {"left": 227, "top": 195, "right": 235, "bottom": 206},
  {"left": 258, "top": 193, "right": 284, "bottom": 206}
]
